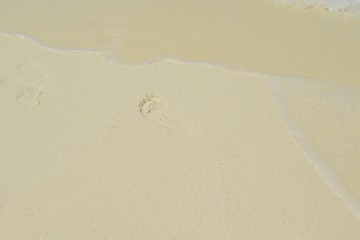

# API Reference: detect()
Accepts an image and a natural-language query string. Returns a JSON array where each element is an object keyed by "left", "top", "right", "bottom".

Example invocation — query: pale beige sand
[
  {"left": 1, "top": 31, "right": 360, "bottom": 239},
  {"left": 1, "top": 0, "right": 360, "bottom": 87},
  {"left": 1, "top": 0, "right": 360, "bottom": 239},
  {"left": 270, "top": 77, "right": 360, "bottom": 202}
]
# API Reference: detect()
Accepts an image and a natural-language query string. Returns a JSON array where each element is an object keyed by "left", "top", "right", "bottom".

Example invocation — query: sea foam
[{"left": 278, "top": 0, "right": 360, "bottom": 15}]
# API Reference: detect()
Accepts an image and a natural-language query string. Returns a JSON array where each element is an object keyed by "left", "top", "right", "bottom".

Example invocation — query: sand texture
[
  {"left": 1, "top": 0, "right": 360, "bottom": 239},
  {"left": 1, "top": 0, "right": 360, "bottom": 86},
  {"left": 1, "top": 32, "right": 360, "bottom": 239}
]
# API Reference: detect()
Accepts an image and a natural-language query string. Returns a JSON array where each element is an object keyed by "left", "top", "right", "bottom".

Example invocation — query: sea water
[{"left": 279, "top": 0, "right": 360, "bottom": 15}]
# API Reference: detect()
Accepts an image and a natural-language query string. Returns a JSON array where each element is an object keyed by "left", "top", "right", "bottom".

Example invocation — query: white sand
[
  {"left": 1, "top": 0, "right": 360, "bottom": 239},
  {"left": 1, "top": 31, "right": 360, "bottom": 239}
]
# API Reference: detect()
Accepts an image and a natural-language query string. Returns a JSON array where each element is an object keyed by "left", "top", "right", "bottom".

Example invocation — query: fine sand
[
  {"left": 1, "top": 0, "right": 360, "bottom": 239},
  {"left": 1, "top": 30, "right": 360, "bottom": 240},
  {"left": 1, "top": 0, "right": 360, "bottom": 87}
]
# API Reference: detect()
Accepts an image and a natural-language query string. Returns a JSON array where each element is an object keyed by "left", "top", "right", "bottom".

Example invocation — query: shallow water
[
  {"left": 278, "top": 0, "right": 360, "bottom": 15},
  {"left": 1, "top": 0, "right": 360, "bottom": 86}
]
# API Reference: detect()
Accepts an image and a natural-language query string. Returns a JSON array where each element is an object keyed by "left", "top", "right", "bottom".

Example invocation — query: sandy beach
[
  {"left": 1, "top": 0, "right": 360, "bottom": 239},
  {"left": 1, "top": 0, "right": 360, "bottom": 86}
]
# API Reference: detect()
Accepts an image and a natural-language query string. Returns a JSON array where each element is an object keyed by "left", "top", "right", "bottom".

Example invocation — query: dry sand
[{"left": 1, "top": 0, "right": 360, "bottom": 239}]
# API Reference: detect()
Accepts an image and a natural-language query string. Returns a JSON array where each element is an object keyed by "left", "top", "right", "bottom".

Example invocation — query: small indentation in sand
[
  {"left": 0, "top": 63, "right": 46, "bottom": 106},
  {"left": 139, "top": 95, "right": 169, "bottom": 121},
  {"left": 139, "top": 95, "right": 186, "bottom": 132}
]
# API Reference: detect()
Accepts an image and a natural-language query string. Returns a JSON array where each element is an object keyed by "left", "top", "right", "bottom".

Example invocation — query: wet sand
[
  {"left": 1, "top": 0, "right": 360, "bottom": 86},
  {"left": 0, "top": 0, "right": 360, "bottom": 239}
]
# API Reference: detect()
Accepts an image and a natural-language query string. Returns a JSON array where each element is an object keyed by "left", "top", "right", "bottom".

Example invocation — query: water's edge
[{"left": 1, "top": 29, "right": 359, "bottom": 219}]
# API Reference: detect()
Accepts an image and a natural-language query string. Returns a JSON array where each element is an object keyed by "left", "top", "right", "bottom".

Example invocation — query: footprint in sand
[
  {"left": 139, "top": 95, "right": 188, "bottom": 131},
  {"left": 139, "top": 95, "right": 169, "bottom": 121},
  {"left": 0, "top": 63, "right": 46, "bottom": 106}
]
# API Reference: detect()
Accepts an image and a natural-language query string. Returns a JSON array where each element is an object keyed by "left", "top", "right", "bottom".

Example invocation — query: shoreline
[
  {"left": 1, "top": 0, "right": 360, "bottom": 238},
  {"left": 1, "top": 1, "right": 360, "bottom": 86},
  {"left": 1, "top": 28, "right": 359, "bottom": 91}
]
